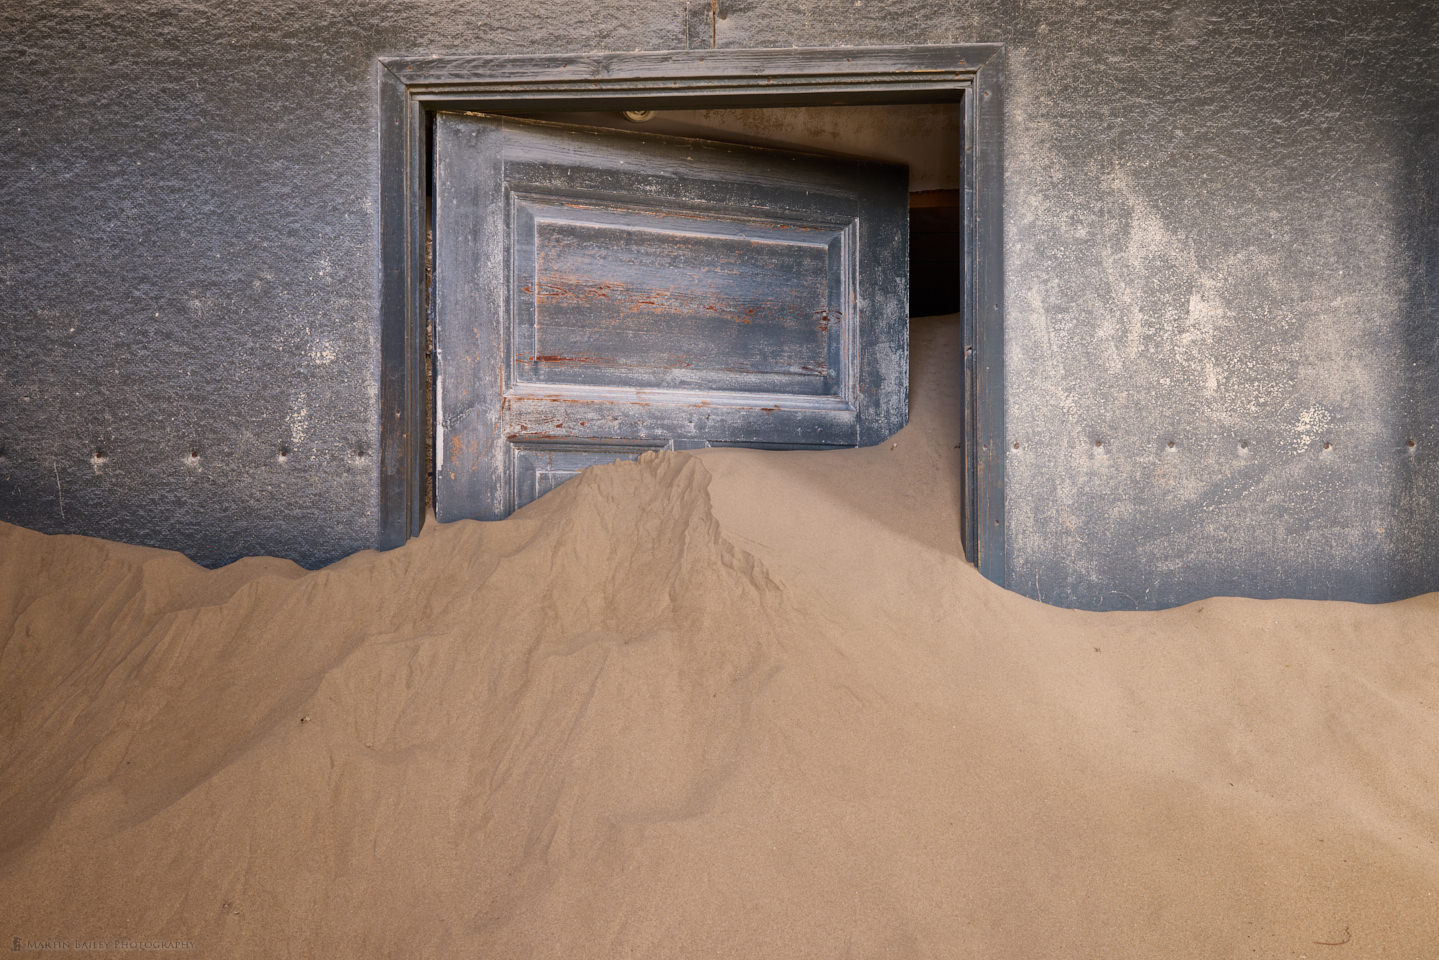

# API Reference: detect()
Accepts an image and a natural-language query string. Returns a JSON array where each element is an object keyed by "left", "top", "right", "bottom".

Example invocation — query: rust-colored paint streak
[
  {"left": 534, "top": 277, "right": 827, "bottom": 330},
  {"left": 513, "top": 395, "right": 602, "bottom": 404},
  {"left": 517, "top": 354, "right": 695, "bottom": 371}
]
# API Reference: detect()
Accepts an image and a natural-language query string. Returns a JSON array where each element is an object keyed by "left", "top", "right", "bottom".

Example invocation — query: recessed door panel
[
  {"left": 434, "top": 112, "right": 908, "bottom": 521},
  {"left": 513, "top": 192, "right": 850, "bottom": 399}
]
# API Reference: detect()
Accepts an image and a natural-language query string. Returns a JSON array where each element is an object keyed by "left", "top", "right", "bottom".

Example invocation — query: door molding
[{"left": 377, "top": 44, "right": 1006, "bottom": 583}]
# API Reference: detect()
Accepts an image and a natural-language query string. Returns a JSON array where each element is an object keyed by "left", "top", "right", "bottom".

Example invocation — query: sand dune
[{"left": 1, "top": 317, "right": 1436, "bottom": 957}]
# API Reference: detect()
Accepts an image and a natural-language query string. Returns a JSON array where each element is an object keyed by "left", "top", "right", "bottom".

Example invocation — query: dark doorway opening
[
  {"left": 378, "top": 46, "right": 1005, "bottom": 580},
  {"left": 429, "top": 110, "right": 911, "bottom": 521}
]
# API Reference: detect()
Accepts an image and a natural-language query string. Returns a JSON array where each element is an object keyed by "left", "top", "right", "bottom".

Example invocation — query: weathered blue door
[{"left": 433, "top": 112, "right": 909, "bottom": 521}]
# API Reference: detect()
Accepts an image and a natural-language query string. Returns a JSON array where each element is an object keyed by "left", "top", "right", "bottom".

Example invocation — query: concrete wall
[{"left": 1, "top": 0, "right": 1433, "bottom": 606}]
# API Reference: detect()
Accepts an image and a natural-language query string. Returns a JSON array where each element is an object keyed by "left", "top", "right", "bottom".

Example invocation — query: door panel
[
  {"left": 513, "top": 194, "right": 848, "bottom": 398},
  {"left": 434, "top": 112, "right": 908, "bottom": 521}
]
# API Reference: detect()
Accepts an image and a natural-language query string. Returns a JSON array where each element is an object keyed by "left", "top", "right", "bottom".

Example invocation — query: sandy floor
[{"left": 1, "top": 316, "right": 1436, "bottom": 957}]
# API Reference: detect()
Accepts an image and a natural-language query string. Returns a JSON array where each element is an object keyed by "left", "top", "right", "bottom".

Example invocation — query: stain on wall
[{"left": 0, "top": 0, "right": 1433, "bottom": 606}]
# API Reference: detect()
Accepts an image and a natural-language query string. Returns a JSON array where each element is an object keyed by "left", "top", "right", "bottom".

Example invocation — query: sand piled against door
[{"left": 1, "top": 319, "right": 1436, "bottom": 957}]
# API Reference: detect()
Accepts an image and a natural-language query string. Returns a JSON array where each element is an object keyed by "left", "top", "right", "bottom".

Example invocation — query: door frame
[{"left": 376, "top": 44, "right": 1006, "bottom": 583}]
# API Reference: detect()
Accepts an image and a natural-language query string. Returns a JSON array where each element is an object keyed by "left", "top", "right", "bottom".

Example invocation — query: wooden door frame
[{"left": 376, "top": 44, "right": 1006, "bottom": 583}]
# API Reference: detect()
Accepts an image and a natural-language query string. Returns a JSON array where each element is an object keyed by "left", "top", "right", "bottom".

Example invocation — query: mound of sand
[{"left": 1, "top": 318, "right": 1436, "bottom": 957}]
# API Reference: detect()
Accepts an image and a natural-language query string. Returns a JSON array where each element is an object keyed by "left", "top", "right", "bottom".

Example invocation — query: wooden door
[{"left": 433, "top": 112, "right": 908, "bottom": 521}]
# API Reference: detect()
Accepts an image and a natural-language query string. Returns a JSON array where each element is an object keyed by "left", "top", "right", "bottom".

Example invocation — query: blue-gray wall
[{"left": 1, "top": 0, "right": 1434, "bottom": 607}]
